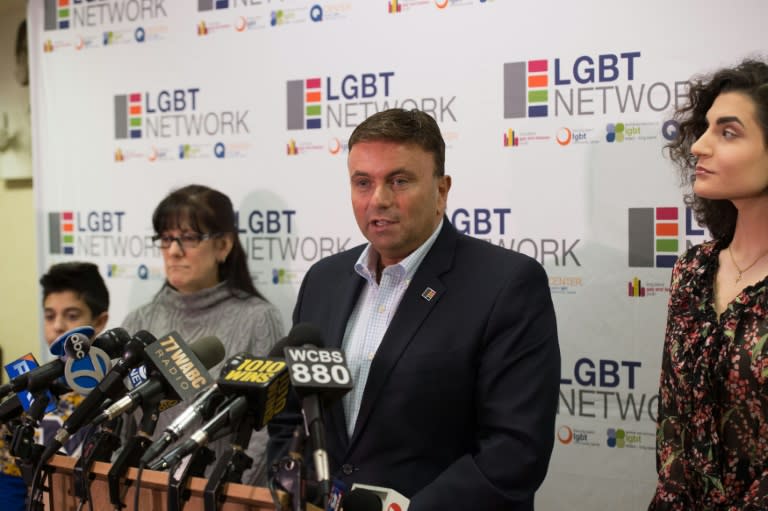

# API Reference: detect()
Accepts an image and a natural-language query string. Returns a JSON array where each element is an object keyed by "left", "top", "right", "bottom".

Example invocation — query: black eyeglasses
[{"left": 151, "top": 232, "right": 222, "bottom": 250}]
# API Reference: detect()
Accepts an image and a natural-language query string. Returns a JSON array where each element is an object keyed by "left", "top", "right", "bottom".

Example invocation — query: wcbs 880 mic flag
[{"left": 283, "top": 345, "right": 353, "bottom": 403}]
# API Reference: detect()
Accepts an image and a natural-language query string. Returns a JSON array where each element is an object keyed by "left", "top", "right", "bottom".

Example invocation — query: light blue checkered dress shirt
[{"left": 341, "top": 220, "right": 443, "bottom": 437}]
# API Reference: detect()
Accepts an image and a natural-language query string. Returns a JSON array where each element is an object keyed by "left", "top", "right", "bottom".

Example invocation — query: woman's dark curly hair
[{"left": 667, "top": 58, "right": 768, "bottom": 243}]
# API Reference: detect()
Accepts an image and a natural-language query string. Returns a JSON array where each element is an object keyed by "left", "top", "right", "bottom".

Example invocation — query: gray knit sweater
[{"left": 121, "top": 281, "right": 284, "bottom": 486}]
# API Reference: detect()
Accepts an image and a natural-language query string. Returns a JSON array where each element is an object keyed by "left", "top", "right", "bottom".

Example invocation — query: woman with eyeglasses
[{"left": 121, "top": 184, "right": 284, "bottom": 486}]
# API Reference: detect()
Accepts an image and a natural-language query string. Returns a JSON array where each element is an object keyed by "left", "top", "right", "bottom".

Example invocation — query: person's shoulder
[
  {"left": 125, "top": 300, "right": 155, "bottom": 315},
  {"left": 223, "top": 294, "right": 284, "bottom": 349},
  {"left": 121, "top": 299, "right": 156, "bottom": 328},
  {"left": 237, "top": 293, "right": 281, "bottom": 315},
  {"left": 676, "top": 239, "right": 718, "bottom": 268}
]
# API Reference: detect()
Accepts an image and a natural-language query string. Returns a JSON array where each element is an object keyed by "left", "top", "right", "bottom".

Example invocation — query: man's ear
[{"left": 92, "top": 311, "right": 109, "bottom": 335}]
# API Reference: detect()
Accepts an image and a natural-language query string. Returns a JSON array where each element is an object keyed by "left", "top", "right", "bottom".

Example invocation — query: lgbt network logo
[
  {"left": 114, "top": 93, "right": 143, "bottom": 139},
  {"left": 198, "top": 0, "right": 231, "bottom": 10},
  {"left": 43, "top": 0, "right": 72, "bottom": 30},
  {"left": 627, "top": 207, "right": 681, "bottom": 268},
  {"left": 48, "top": 212, "right": 75, "bottom": 255},
  {"left": 503, "top": 60, "right": 549, "bottom": 119},
  {"left": 286, "top": 78, "right": 323, "bottom": 130}
]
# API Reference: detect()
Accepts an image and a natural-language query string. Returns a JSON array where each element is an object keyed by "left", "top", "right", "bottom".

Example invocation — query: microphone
[
  {"left": 150, "top": 352, "right": 291, "bottom": 470},
  {"left": 282, "top": 323, "right": 353, "bottom": 503},
  {"left": 40, "top": 330, "right": 156, "bottom": 463},
  {"left": 92, "top": 335, "right": 225, "bottom": 426},
  {"left": 346, "top": 484, "right": 410, "bottom": 511},
  {"left": 3, "top": 353, "right": 58, "bottom": 416},
  {"left": 61, "top": 327, "right": 133, "bottom": 396},
  {"left": 0, "top": 394, "right": 23, "bottom": 423},
  {"left": 138, "top": 351, "right": 250, "bottom": 466},
  {"left": 0, "top": 327, "right": 130, "bottom": 400},
  {"left": 341, "top": 488, "right": 382, "bottom": 511},
  {"left": 149, "top": 395, "right": 248, "bottom": 470}
]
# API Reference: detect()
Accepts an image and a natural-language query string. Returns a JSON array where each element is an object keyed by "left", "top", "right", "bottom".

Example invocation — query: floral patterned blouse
[{"left": 650, "top": 240, "right": 768, "bottom": 510}]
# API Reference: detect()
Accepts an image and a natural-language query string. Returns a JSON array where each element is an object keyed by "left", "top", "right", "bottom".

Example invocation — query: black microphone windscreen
[
  {"left": 133, "top": 330, "right": 157, "bottom": 346},
  {"left": 0, "top": 395, "right": 22, "bottom": 422},
  {"left": 268, "top": 337, "right": 292, "bottom": 358},
  {"left": 219, "top": 352, "right": 252, "bottom": 376},
  {"left": 267, "top": 322, "right": 324, "bottom": 357},
  {"left": 190, "top": 336, "right": 225, "bottom": 369},
  {"left": 342, "top": 489, "right": 382, "bottom": 511},
  {"left": 289, "top": 322, "right": 325, "bottom": 347},
  {"left": 92, "top": 327, "right": 132, "bottom": 358}
]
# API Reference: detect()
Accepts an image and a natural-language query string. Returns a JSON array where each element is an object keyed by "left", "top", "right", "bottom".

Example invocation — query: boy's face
[{"left": 42, "top": 290, "right": 107, "bottom": 346}]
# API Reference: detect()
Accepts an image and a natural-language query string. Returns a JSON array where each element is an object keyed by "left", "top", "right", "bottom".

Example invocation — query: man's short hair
[
  {"left": 40, "top": 262, "right": 109, "bottom": 316},
  {"left": 347, "top": 108, "right": 446, "bottom": 176}
]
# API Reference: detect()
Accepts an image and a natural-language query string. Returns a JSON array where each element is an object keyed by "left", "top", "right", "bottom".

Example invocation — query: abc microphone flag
[
  {"left": 64, "top": 345, "right": 112, "bottom": 396},
  {"left": 49, "top": 326, "right": 95, "bottom": 357}
]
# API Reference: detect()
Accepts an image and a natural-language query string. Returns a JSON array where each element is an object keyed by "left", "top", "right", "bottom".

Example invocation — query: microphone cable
[{"left": 133, "top": 461, "right": 146, "bottom": 511}]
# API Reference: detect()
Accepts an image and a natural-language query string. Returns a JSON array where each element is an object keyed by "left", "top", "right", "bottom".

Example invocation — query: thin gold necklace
[{"left": 728, "top": 245, "right": 768, "bottom": 283}]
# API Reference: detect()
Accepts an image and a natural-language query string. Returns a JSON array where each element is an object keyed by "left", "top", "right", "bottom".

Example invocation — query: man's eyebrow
[{"left": 350, "top": 168, "right": 414, "bottom": 178}]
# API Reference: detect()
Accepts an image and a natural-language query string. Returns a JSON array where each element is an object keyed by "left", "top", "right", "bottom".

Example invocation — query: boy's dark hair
[{"left": 40, "top": 262, "right": 109, "bottom": 316}]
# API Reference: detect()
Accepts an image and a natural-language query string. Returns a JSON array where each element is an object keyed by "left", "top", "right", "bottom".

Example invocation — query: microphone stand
[
  {"left": 73, "top": 415, "right": 123, "bottom": 507},
  {"left": 17, "top": 390, "right": 58, "bottom": 511},
  {"left": 269, "top": 425, "right": 307, "bottom": 511},
  {"left": 107, "top": 398, "right": 160, "bottom": 508},
  {"left": 203, "top": 415, "right": 255, "bottom": 511},
  {"left": 12, "top": 389, "right": 51, "bottom": 487},
  {"left": 166, "top": 442, "right": 216, "bottom": 511}
]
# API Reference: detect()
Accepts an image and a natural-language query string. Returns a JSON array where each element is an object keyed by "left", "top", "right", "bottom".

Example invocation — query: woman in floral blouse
[{"left": 649, "top": 59, "right": 768, "bottom": 510}]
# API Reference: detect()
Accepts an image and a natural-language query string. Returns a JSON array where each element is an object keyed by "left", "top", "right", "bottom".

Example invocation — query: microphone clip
[
  {"left": 167, "top": 446, "right": 216, "bottom": 511},
  {"left": 74, "top": 417, "right": 123, "bottom": 504},
  {"left": 10, "top": 422, "right": 44, "bottom": 486},
  {"left": 269, "top": 425, "right": 307, "bottom": 511}
]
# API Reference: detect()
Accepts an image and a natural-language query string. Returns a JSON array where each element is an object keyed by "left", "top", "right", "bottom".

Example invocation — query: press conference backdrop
[{"left": 26, "top": 1, "right": 767, "bottom": 509}]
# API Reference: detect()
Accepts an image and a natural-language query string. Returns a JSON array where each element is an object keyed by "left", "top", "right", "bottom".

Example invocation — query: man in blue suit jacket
[{"left": 268, "top": 108, "right": 560, "bottom": 510}]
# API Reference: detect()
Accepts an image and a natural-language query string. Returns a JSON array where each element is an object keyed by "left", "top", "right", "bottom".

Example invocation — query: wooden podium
[{"left": 45, "top": 454, "right": 276, "bottom": 511}]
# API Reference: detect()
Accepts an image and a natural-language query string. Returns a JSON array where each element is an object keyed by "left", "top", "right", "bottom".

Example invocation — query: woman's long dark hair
[{"left": 153, "top": 184, "right": 264, "bottom": 299}]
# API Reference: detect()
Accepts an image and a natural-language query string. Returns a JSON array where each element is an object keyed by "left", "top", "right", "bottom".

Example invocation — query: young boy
[{"left": 0, "top": 262, "right": 110, "bottom": 511}]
